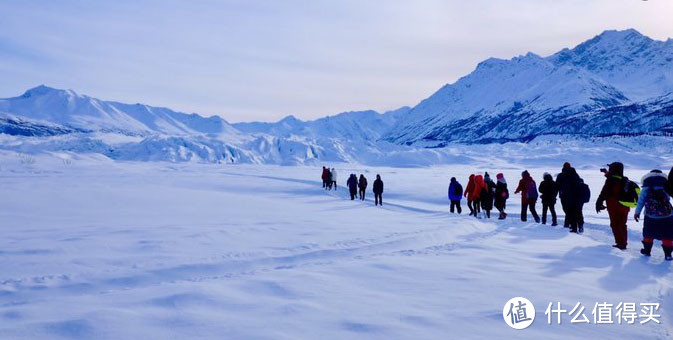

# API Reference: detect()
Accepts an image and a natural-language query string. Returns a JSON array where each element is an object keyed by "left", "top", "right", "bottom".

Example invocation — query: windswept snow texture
[{"left": 0, "top": 152, "right": 672, "bottom": 339}]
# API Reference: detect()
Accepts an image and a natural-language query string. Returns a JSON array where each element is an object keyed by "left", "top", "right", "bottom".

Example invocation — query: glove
[
  {"left": 596, "top": 202, "right": 607, "bottom": 213},
  {"left": 634, "top": 214, "right": 640, "bottom": 222}
]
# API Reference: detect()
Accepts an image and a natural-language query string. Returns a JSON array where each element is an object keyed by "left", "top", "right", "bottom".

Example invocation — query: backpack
[
  {"left": 580, "top": 182, "right": 591, "bottom": 204},
  {"left": 527, "top": 180, "right": 538, "bottom": 199},
  {"left": 453, "top": 183, "right": 463, "bottom": 197},
  {"left": 644, "top": 187, "right": 673, "bottom": 217},
  {"left": 618, "top": 178, "right": 640, "bottom": 208}
]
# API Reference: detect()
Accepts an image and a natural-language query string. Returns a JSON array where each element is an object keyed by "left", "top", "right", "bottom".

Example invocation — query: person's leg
[
  {"left": 561, "top": 199, "right": 569, "bottom": 228},
  {"left": 542, "top": 202, "right": 548, "bottom": 224},
  {"left": 608, "top": 202, "right": 629, "bottom": 249},
  {"left": 550, "top": 203, "right": 557, "bottom": 225},
  {"left": 333, "top": 181, "right": 337, "bottom": 190},
  {"left": 521, "top": 200, "right": 528, "bottom": 221},
  {"left": 467, "top": 200, "right": 474, "bottom": 216},
  {"left": 457, "top": 201, "right": 462, "bottom": 214},
  {"left": 662, "top": 240, "right": 673, "bottom": 260},
  {"left": 450, "top": 201, "right": 456, "bottom": 213},
  {"left": 642, "top": 237, "right": 654, "bottom": 256},
  {"left": 474, "top": 198, "right": 481, "bottom": 216},
  {"left": 530, "top": 199, "right": 540, "bottom": 223}
]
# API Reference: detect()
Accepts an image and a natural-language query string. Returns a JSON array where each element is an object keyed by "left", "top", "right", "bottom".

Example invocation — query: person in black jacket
[
  {"left": 539, "top": 172, "right": 558, "bottom": 226},
  {"left": 347, "top": 174, "right": 358, "bottom": 200},
  {"left": 481, "top": 172, "right": 495, "bottom": 218},
  {"left": 373, "top": 174, "right": 384, "bottom": 206},
  {"left": 494, "top": 173, "right": 509, "bottom": 220},
  {"left": 358, "top": 174, "right": 368, "bottom": 200}
]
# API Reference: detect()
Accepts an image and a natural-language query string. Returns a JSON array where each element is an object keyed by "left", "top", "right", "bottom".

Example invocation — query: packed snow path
[{"left": 0, "top": 155, "right": 671, "bottom": 339}]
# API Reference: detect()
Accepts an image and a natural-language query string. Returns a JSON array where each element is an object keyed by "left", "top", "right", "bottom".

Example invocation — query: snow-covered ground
[{"left": 1, "top": 151, "right": 672, "bottom": 339}]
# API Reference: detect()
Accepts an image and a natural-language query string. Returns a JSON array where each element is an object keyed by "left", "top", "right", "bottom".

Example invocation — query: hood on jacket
[
  {"left": 521, "top": 170, "right": 531, "bottom": 179},
  {"left": 543, "top": 172, "right": 553, "bottom": 182},
  {"left": 450, "top": 177, "right": 456, "bottom": 183},
  {"left": 642, "top": 170, "right": 667, "bottom": 187}
]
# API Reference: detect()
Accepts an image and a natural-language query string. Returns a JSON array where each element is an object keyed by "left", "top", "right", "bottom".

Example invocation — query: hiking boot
[
  {"left": 663, "top": 246, "right": 673, "bottom": 261},
  {"left": 578, "top": 226, "right": 584, "bottom": 234},
  {"left": 640, "top": 241, "right": 653, "bottom": 257},
  {"left": 551, "top": 222, "right": 558, "bottom": 227}
]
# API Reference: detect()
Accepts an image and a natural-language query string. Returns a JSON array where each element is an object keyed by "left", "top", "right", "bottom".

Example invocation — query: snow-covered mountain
[
  {"left": 1, "top": 29, "right": 673, "bottom": 164},
  {"left": 234, "top": 107, "right": 410, "bottom": 142},
  {"left": 384, "top": 29, "right": 673, "bottom": 145},
  {"left": 0, "top": 85, "right": 239, "bottom": 136}
]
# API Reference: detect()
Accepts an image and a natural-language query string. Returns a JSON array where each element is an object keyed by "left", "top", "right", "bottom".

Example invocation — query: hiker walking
[
  {"left": 635, "top": 170, "right": 673, "bottom": 260},
  {"left": 373, "top": 174, "right": 384, "bottom": 206},
  {"left": 515, "top": 170, "right": 540, "bottom": 223},
  {"left": 597, "top": 162, "right": 639, "bottom": 250},
  {"left": 539, "top": 173, "right": 558, "bottom": 226},
  {"left": 481, "top": 172, "right": 496, "bottom": 218},
  {"left": 494, "top": 173, "right": 509, "bottom": 220},
  {"left": 358, "top": 174, "right": 368, "bottom": 200},
  {"left": 464, "top": 175, "right": 476, "bottom": 216},
  {"left": 448, "top": 177, "right": 463, "bottom": 214},
  {"left": 347, "top": 174, "right": 358, "bottom": 200}
]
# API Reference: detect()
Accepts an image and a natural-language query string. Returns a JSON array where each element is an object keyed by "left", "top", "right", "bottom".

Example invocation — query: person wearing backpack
[
  {"left": 448, "top": 177, "right": 463, "bottom": 214},
  {"left": 596, "top": 162, "right": 636, "bottom": 250},
  {"left": 373, "top": 174, "right": 384, "bottom": 206},
  {"left": 634, "top": 170, "right": 673, "bottom": 260},
  {"left": 481, "top": 172, "right": 496, "bottom": 218},
  {"left": 539, "top": 173, "right": 559, "bottom": 226},
  {"left": 472, "top": 174, "right": 487, "bottom": 218},
  {"left": 464, "top": 175, "right": 476, "bottom": 216},
  {"left": 515, "top": 170, "right": 540, "bottom": 223},
  {"left": 494, "top": 173, "right": 509, "bottom": 220},
  {"left": 358, "top": 174, "right": 368, "bottom": 200},
  {"left": 347, "top": 174, "right": 358, "bottom": 200}
]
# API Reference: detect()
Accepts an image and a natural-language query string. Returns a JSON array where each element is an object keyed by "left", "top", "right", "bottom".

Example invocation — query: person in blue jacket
[
  {"left": 634, "top": 169, "right": 673, "bottom": 260},
  {"left": 448, "top": 177, "right": 463, "bottom": 214}
]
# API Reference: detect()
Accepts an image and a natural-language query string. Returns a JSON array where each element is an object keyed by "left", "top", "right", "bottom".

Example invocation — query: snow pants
[
  {"left": 450, "top": 200, "right": 462, "bottom": 214},
  {"left": 374, "top": 193, "right": 382, "bottom": 206},
  {"left": 607, "top": 199, "right": 629, "bottom": 249},
  {"left": 542, "top": 201, "right": 557, "bottom": 225},
  {"left": 521, "top": 198, "right": 540, "bottom": 222}
]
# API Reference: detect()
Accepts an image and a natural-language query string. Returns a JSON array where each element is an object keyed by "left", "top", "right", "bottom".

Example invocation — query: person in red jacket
[
  {"left": 596, "top": 162, "right": 630, "bottom": 250},
  {"left": 515, "top": 170, "right": 541, "bottom": 223},
  {"left": 464, "top": 174, "right": 476, "bottom": 216},
  {"left": 472, "top": 174, "right": 486, "bottom": 218}
]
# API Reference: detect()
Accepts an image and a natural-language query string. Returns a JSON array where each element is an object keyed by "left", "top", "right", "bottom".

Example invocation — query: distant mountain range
[
  {"left": 383, "top": 29, "right": 673, "bottom": 145},
  {"left": 1, "top": 29, "right": 672, "bottom": 164}
]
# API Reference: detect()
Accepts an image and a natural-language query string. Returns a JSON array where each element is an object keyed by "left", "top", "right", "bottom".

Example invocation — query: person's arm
[
  {"left": 514, "top": 180, "right": 523, "bottom": 194},
  {"left": 596, "top": 179, "right": 610, "bottom": 212},
  {"left": 634, "top": 187, "right": 648, "bottom": 221}
]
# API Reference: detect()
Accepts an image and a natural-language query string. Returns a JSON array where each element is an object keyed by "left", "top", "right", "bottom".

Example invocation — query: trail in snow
[{"left": 0, "top": 152, "right": 672, "bottom": 339}]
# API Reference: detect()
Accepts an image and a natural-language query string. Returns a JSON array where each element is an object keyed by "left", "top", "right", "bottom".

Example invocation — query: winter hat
[
  {"left": 563, "top": 162, "right": 571, "bottom": 169},
  {"left": 608, "top": 162, "right": 624, "bottom": 176},
  {"left": 521, "top": 170, "right": 530, "bottom": 178},
  {"left": 496, "top": 173, "right": 504, "bottom": 180},
  {"left": 450, "top": 177, "right": 456, "bottom": 181}
]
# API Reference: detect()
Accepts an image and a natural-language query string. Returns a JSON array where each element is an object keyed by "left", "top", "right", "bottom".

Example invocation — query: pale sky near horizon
[{"left": 1, "top": 0, "right": 672, "bottom": 122}]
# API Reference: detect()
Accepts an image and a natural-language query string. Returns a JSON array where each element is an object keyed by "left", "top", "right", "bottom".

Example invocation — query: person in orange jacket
[
  {"left": 472, "top": 174, "right": 487, "bottom": 218},
  {"left": 464, "top": 174, "right": 476, "bottom": 216}
]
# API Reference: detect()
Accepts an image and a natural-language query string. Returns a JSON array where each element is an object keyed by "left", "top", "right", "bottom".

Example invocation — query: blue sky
[{"left": 1, "top": 0, "right": 672, "bottom": 122}]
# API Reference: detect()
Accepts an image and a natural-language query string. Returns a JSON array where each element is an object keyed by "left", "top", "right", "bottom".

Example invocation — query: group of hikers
[
  {"left": 321, "top": 166, "right": 384, "bottom": 206},
  {"left": 449, "top": 162, "right": 673, "bottom": 260},
  {"left": 321, "top": 163, "right": 673, "bottom": 260}
]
